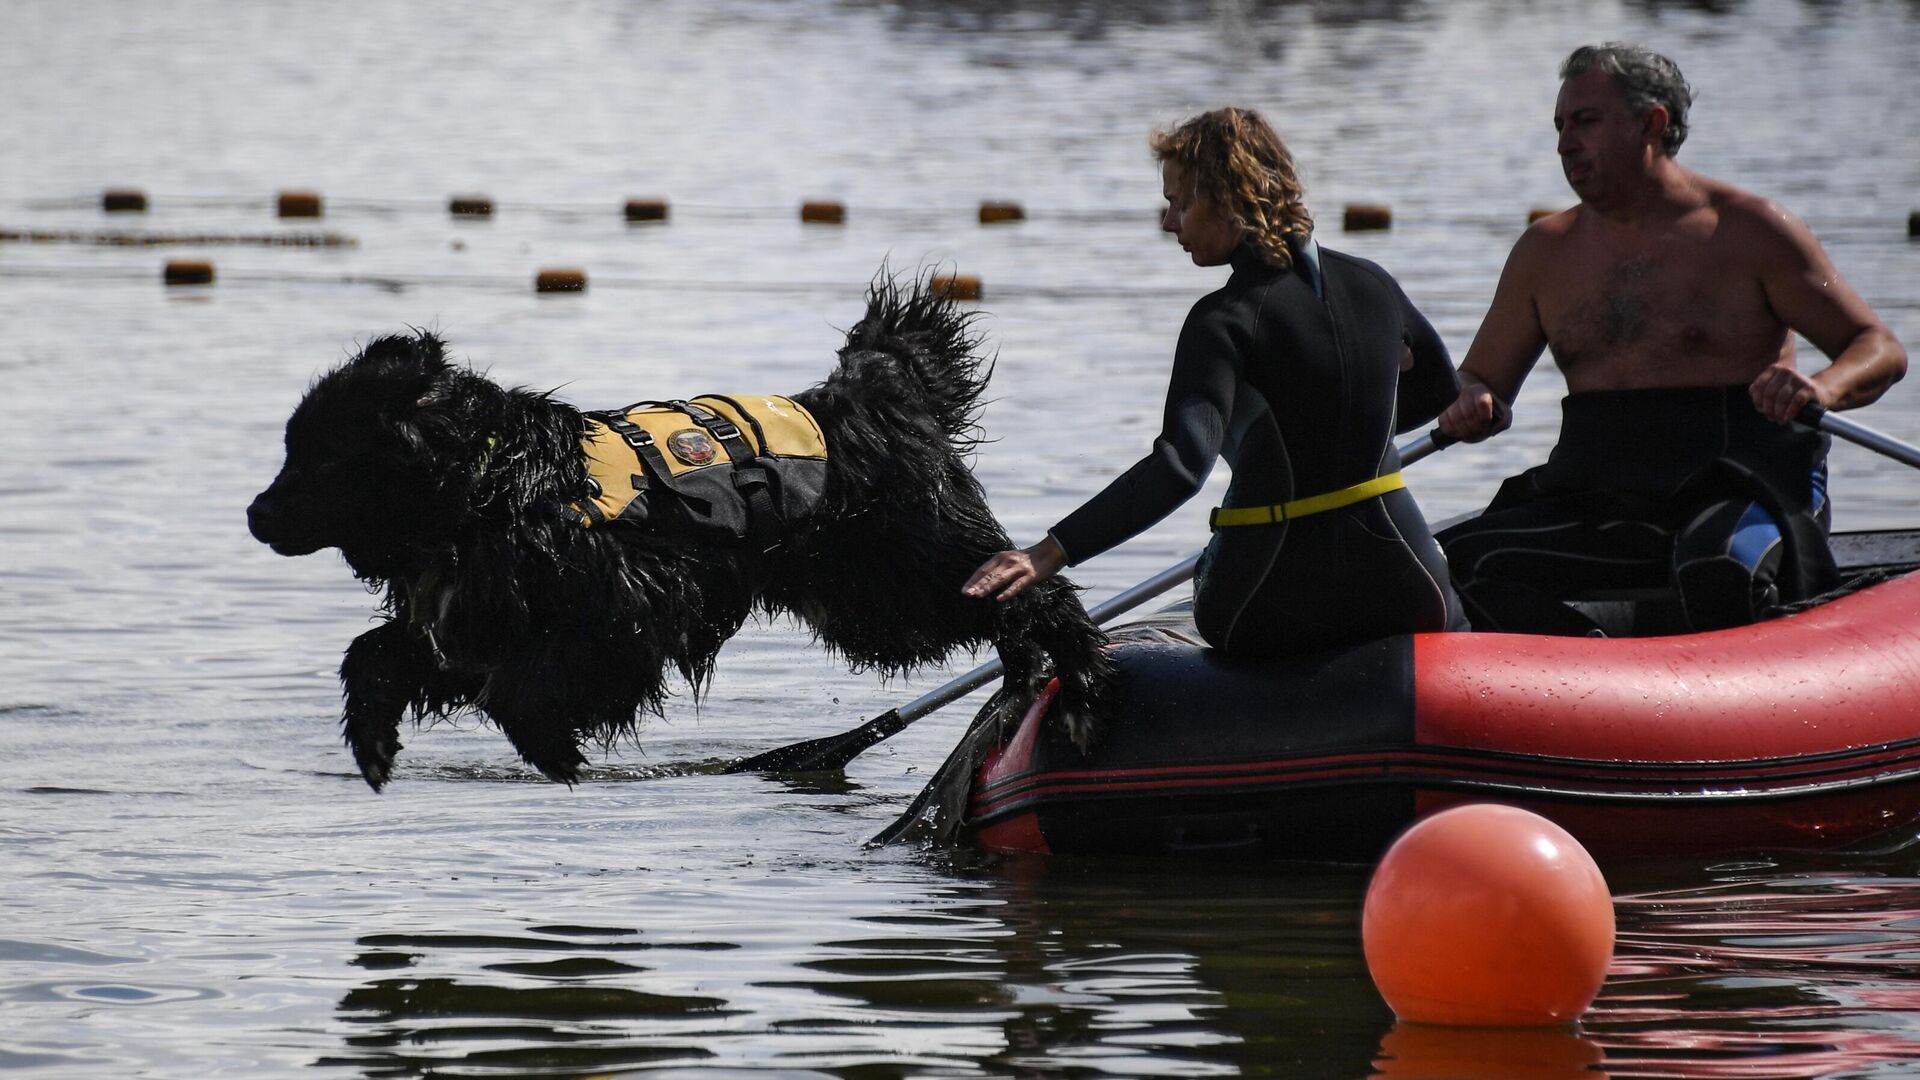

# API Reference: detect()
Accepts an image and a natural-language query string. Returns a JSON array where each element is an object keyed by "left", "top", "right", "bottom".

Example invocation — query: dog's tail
[{"left": 836, "top": 273, "right": 992, "bottom": 452}]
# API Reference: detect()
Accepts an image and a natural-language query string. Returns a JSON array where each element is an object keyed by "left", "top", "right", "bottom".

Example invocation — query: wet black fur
[{"left": 248, "top": 277, "right": 1115, "bottom": 789}]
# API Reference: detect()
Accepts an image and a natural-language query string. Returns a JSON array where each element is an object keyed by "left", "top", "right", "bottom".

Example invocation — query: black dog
[{"left": 248, "top": 277, "right": 1114, "bottom": 789}]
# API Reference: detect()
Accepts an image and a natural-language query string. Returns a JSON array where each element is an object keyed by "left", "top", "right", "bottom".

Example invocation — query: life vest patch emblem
[{"left": 667, "top": 428, "right": 718, "bottom": 466}]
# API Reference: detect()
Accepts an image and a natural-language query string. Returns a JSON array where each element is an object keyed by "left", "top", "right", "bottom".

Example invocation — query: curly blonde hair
[{"left": 1150, "top": 107, "right": 1312, "bottom": 271}]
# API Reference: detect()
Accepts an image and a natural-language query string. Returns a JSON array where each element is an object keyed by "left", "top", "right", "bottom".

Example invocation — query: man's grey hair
[{"left": 1561, "top": 43, "right": 1693, "bottom": 156}]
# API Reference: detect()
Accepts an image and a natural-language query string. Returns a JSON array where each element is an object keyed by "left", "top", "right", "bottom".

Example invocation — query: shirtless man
[{"left": 1436, "top": 43, "right": 1906, "bottom": 634}]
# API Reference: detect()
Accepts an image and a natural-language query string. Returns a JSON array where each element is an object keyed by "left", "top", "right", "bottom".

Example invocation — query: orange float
[{"left": 1362, "top": 804, "right": 1613, "bottom": 1026}]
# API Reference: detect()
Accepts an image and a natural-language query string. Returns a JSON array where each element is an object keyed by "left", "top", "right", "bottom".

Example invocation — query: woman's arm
[
  {"left": 1048, "top": 303, "right": 1240, "bottom": 564},
  {"left": 963, "top": 301, "right": 1240, "bottom": 601}
]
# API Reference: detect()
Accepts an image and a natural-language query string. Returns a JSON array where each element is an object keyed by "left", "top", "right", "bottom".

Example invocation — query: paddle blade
[{"left": 721, "top": 708, "right": 908, "bottom": 774}]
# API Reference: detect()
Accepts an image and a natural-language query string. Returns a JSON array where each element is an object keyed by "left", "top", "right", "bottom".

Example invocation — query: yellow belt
[{"left": 1209, "top": 472, "right": 1405, "bottom": 528}]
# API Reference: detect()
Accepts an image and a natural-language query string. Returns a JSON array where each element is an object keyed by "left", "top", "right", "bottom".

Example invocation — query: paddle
[
  {"left": 1802, "top": 403, "right": 1920, "bottom": 469},
  {"left": 724, "top": 430, "right": 1452, "bottom": 774}
]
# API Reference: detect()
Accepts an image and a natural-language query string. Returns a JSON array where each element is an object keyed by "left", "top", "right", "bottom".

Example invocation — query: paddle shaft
[
  {"left": 1803, "top": 404, "right": 1920, "bottom": 470},
  {"left": 723, "top": 430, "right": 1449, "bottom": 773},
  {"left": 720, "top": 561, "right": 1197, "bottom": 773}
]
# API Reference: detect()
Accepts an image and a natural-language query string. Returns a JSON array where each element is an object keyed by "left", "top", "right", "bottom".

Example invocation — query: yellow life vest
[{"left": 572, "top": 395, "right": 828, "bottom": 546}]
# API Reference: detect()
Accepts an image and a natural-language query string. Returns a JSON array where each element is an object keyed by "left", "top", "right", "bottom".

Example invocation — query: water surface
[{"left": 4, "top": 1, "right": 1920, "bottom": 1075}]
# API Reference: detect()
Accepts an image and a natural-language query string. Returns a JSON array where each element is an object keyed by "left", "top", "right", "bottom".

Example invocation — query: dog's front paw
[{"left": 347, "top": 727, "right": 404, "bottom": 792}]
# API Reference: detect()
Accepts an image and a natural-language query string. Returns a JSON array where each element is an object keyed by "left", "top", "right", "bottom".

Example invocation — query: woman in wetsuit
[{"left": 964, "top": 107, "right": 1464, "bottom": 656}]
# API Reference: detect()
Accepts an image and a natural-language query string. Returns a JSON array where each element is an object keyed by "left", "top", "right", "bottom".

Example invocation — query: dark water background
[{"left": 4, "top": 1, "right": 1920, "bottom": 1075}]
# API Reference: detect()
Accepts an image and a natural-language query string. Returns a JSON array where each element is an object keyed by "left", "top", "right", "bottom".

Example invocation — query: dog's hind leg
[
  {"left": 985, "top": 621, "right": 1051, "bottom": 715},
  {"left": 340, "top": 620, "right": 437, "bottom": 791},
  {"left": 474, "top": 642, "right": 596, "bottom": 786},
  {"left": 989, "top": 579, "right": 1118, "bottom": 752}
]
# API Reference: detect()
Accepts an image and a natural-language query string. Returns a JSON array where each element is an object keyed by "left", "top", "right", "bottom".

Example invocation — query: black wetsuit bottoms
[{"left": 1437, "top": 387, "right": 1835, "bottom": 635}]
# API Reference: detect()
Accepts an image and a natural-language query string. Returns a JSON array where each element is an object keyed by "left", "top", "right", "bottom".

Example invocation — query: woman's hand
[{"left": 963, "top": 535, "right": 1068, "bottom": 602}]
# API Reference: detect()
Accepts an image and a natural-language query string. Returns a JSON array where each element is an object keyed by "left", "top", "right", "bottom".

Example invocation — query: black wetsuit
[
  {"left": 1049, "top": 241, "right": 1464, "bottom": 657},
  {"left": 1437, "top": 386, "right": 1836, "bottom": 634}
]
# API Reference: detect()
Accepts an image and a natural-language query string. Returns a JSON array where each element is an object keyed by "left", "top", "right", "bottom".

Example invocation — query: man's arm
[
  {"left": 1747, "top": 199, "right": 1907, "bottom": 422},
  {"left": 1437, "top": 229, "right": 1553, "bottom": 441}
]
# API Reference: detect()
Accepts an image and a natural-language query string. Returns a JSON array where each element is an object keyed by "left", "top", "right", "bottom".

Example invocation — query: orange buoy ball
[
  {"left": 978, "top": 200, "right": 1025, "bottom": 224},
  {"left": 448, "top": 195, "right": 494, "bottom": 218},
  {"left": 800, "top": 200, "right": 846, "bottom": 224},
  {"left": 929, "top": 273, "right": 982, "bottom": 301},
  {"left": 277, "top": 190, "right": 323, "bottom": 218},
  {"left": 534, "top": 268, "right": 587, "bottom": 293},
  {"left": 1362, "top": 803, "right": 1613, "bottom": 1027},
  {"left": 1343, "top": 203, "right": 1392, "bottom": 231},
  {"left": 163, "top": 259, "right": 215, "bottom": 285},
  {"left": 624, "top": 197, "right": 669, "bottom": 222}
]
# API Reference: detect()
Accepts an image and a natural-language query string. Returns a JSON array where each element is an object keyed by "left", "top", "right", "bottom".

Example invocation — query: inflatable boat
[{"left": 955, "top": 528, "right": 1920, "bottom": 862}]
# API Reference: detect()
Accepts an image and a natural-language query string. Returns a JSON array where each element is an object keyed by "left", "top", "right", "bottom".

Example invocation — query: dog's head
[{"left": 248, "top": 330, "right": 494, "bottom": 579}]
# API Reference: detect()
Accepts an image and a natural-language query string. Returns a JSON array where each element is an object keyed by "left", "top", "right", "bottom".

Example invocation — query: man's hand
[
  {"left": 1749, "top": 363, "right": 1831, "bottom": 424},
  {"left": 1436, "top": 380, "right": 1513, "bottom": 442},
  {"left": 964, "top": 535, "right": 1068, "bottom": 602}
]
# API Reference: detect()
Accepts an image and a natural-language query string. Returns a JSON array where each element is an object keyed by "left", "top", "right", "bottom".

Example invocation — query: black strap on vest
[
  {"left": 593, "top": 411, "right": 670, "bottom": 498},
  {"left": 674, "top": 400, "right": 788, "bottom": 553},
  {"left": 673, "top": 400, "right": 754, "bottom": 459},
  {"left": 691, "top": 396, "right": 788, "bottom": 552},
  {"left": 704, "top": 394, "right": 773, "bottom": 454}
]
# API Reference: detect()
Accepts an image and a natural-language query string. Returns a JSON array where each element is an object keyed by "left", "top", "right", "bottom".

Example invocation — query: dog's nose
[{"left": 247, "top": 493, "right": 277, "bottom": 541}]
